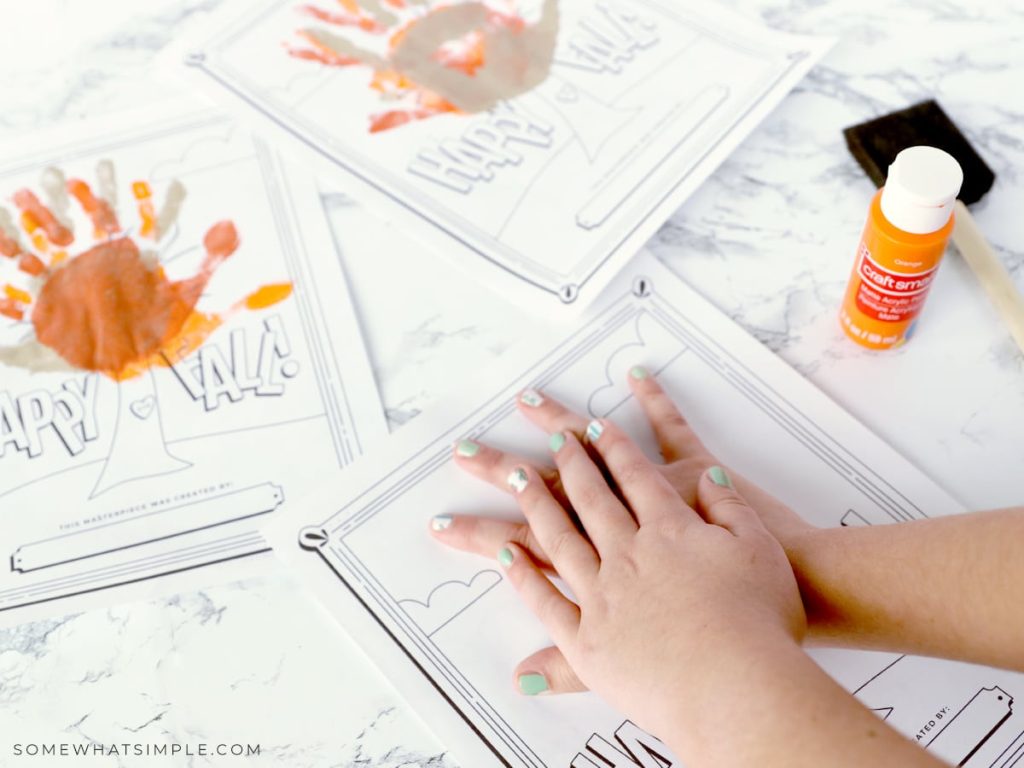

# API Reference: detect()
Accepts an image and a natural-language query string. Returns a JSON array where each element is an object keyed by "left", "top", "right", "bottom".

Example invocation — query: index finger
[
  {"left": 515, "top": 388, "right": 589, "bottom": 437},
  {"left": 628, "top": 367, "right": 710, "bottom": 463},
  {"left": 583, "top": 419, "right": 700, "bottom": 528}
]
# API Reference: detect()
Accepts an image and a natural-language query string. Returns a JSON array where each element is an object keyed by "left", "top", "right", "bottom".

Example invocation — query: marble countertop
[{"left": 1, "top": 0, "right": 1022, "bottom": 765}]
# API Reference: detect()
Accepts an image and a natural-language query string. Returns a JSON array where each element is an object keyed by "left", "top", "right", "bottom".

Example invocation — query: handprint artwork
[
  {"left": 286, "top": 0, "right": 559, "bottom": 131},
  {"left": 0, "top": 108, "right": 387, "bottom": 619},
  {"left": 0, "top": 164, "right": 292, "bottom": 495}
]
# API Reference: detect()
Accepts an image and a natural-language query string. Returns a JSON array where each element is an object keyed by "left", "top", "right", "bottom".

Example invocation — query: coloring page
[
  {"left": 266, "top": 252, "right": 1024, "bottom": 768},
  {"left": 172, "top": 0, "right": 831, "bottom": 315},
  {"left": 0, "top": 102, "right": 386, "bottom": 625}
]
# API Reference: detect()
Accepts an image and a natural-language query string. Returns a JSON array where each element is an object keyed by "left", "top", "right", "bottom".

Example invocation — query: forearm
[
  {"left": 661, "top": 637, "right": 945, "bottom": 768},
  {"left": 785, "top": 507, "right": 1024, "bottom": 669}
]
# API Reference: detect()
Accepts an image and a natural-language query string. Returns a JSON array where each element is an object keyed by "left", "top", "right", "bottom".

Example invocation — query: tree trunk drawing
[{"left": 90, "top": 370, "right": 190, "bottom": 498}]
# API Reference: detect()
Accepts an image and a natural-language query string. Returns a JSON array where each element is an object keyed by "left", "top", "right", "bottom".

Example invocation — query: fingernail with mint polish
[
  {"left": 549, "top": 432, "right": 566, "bottom": 453},
  {"left": 507, "top": 467, "right": 529, "bottom": 494},
  {"left": 520, "top": 389, "right": 545, "bottom": 407},
  {"left": 629, "top": 365, "right": 649, "bottom": 380},
  {"left": 497, "top": 546, "right": 515, "bottom": 567},
  {"left": 585, "top": 419, "right": 604, "bottom": 442},
  {"left": 518, "top": 673, "right": 549, "bottom": 696},
  {"left": 708, "top": 466, "right": 733, "bottom": 489},
  {"left": 431, "top": 515, "right": 453, "bottom": 532},
  {"left": 455, "top": 439, "right": 480, "bottom": 458}
]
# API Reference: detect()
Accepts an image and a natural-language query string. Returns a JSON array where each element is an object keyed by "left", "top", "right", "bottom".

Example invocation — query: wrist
[
  {"left": 654, "top": 635, "right": 815, "bottom": 762},
  {"left": 772, "top": 520, "right": 821, "bottom": 565},
  {"left": 782, "top": 527, "right": 859, "bottom": 645},
  {"left": 648, "top": 626, "right": 802, "bottom": 737}
]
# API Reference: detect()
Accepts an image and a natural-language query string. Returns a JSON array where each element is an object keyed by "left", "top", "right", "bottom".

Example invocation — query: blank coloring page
[
  {"left": 173, "top": 0, "right": 831, "bottom": 314},
  {"left": 267, "top": 253, "right": 1024, "bottom": 768},
  {"left": 0, "top": 103, "right": 386, "bottom": 625}
]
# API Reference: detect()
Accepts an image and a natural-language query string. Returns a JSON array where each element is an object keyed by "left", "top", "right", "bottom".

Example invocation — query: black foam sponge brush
[{"left": 844, "top": 100, "right": 994, "bottom": 205}]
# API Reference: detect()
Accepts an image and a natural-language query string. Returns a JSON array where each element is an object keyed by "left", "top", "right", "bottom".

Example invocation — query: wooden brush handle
[{"left": 952, "top": 200, "right": 1024, "bottom": 355}]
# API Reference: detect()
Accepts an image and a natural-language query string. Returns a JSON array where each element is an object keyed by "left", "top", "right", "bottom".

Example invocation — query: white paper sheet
[
  {"left": 171, "top": 0, "right": 831, "bottom": 316},
  {"left": 0, "top": 102, "right": 386, "bottom": 625},
  {"left": 266, "top": 252, "right": 1024, "bottom": 768}
]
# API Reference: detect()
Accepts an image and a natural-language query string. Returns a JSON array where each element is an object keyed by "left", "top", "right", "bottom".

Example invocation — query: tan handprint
[
  {"left": 287, "top": 0, "right": 559, "bottom": 132},
  {"left": 0, "top": 164, "right": 292, "bottom": 494}
]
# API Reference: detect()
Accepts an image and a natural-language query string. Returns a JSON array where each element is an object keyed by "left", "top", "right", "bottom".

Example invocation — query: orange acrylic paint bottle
[{"left": 839, "top": 146, "right": 964, "bottom": 349}]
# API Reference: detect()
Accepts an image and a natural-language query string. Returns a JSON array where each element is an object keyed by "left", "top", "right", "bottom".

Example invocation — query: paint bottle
[{"left": 839, "top": 146, "right": 964, "bottom": 349}]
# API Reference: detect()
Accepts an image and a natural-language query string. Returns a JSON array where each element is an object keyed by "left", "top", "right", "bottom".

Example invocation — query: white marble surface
[{"left": 2, "top": 0, "right": 1023, "bottom": 765}]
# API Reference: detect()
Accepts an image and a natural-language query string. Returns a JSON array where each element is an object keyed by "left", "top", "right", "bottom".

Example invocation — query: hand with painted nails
[
  {"left": 434, "top": 371, "right": 1024, "bottom": 767},
  {"left": 435, "top": 371, "right": 816, "bottom": 596},
  {"left": 441, "top": 406, "right": 951, "bottom": 768},
  {"left": 459, "top": 377, "right": 1024, "bottom": 680},
  {"left": 455, "top": 396, "right": 808, "bottom": 744}
]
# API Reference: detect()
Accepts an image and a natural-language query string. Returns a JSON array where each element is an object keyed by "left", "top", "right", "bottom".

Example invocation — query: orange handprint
[
  {"left": 0, "top": 164, "right": 292, "bottom": 495},
  {"left": 286, "top": 0, "right": 559, "bottom": 132}
]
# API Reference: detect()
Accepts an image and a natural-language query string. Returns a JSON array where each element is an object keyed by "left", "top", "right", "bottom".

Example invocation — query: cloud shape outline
[{"left": 399, "top": 569, "right": 503, "bottom": 636}]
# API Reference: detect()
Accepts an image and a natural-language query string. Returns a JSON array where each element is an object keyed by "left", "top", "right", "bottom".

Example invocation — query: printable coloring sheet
[
  {"left": 173, "top": 0, "right": 831, "bottom": 314},
  {"left": 267, "top": 253, "right": 1024, "bottom": 768},
  {"left": 0, "top": 103, "right": 386, "bottom": 625}
]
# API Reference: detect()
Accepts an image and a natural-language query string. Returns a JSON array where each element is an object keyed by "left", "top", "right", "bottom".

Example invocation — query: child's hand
[
  {"left": 435, "top": 368, "right": 814, "bottom": 582},
  {"left": 437, "top": 369, "right": 1024, "bottom": 695},
  {"left": 445, "top": 410, "right": 806, "bottom": 737}
]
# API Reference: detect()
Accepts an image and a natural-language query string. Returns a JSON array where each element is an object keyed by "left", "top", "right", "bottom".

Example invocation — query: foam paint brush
[{"left": 844, "top": 100, "right": 1024, "bottom": 353}]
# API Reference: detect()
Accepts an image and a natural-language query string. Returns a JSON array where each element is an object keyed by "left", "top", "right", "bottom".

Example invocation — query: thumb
[
  {"left": 696, "top": 466, "right": 765, "bottom": 536},
  {"left": 514, "top": 646, "right": 588, "bottom": 696}
]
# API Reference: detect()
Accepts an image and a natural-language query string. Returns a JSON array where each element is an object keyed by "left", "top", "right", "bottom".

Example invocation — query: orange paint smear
[
  {"left": 13, "top": 189, "right": 72, "bottom": 246},
  {"left": 67, "top": 178, "right": 120, "bottom": 236},
  {"left": 486, "top": 6, "right": 525, "bottom": 30},
  {"left": 367, "top": 67, "right": 460, "bottom": 133},
  {"left": 21, "top": 211, "right": 53, "bottom": 256},
  {"left": 132, "top": 181, "right": 157, "bottom": 238},
  {"left": 29, "top": 233, "right": 49, "bottom": 253},
  {"left": 369, "top": 68, "right": 414, "bottom": 95},
  {"left": 243, "top": 282, "right": 293, "bottom": 310},
  {"left": 299, "top": 4, "right": 385, "bottom": 33},
  {"left": 117, "top": 309, "right": 225, "bottom": 381},
  {"left": 427, "top": 7, "right": 527, "bottom": 76},
  {"left": 370, "top": 107, "right": 446, "bottom": 132},
  {"left": 289, "top": 1, "right": 535, "bottom": 134},
  {"left": 18, "top": 253, "right": 47, "bottom": 277},
  {"left": 0, "top": 298, "right": 23, "bottom": 321},
  {"left": 0, "top": 228, "right": 22, "bottom": 259},
  {"left": 20, "top": 213, "right": 40, "bottom": 238},
  {"left": 287, "top": 32, "right": 361, "bottom": 66},
  {"left": 169, "top": 220, "right": 242, "bottom": 310},
  {"left": 432, "top": 29, "right": 486, "bottom": 75},
  {"left": 204, "top": 220, "right": 240, "bottom": 259},
  {"left": 3, "top": 284, "right": 32, "bottom": 304},
  {"left": 30, "top": 222, "right": 242, "bottom": 377},
  {"left": 287, "top": 46, "right": 354, "bottom": 65},
  {"left": 119, "top": 282, "right": 295, "bottom": 381}
]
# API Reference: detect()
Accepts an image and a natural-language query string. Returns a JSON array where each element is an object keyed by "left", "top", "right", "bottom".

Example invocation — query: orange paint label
[
  {"left": 839, "top": 189, "right": 954, "bottom": 350},
  {"left": 852, "top": 243, "right": 938, "bottom": 323}
]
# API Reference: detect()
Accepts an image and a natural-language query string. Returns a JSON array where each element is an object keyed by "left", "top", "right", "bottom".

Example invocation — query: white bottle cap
[{"left": 880, "top": 146, "right": 964, "bottom": 235}]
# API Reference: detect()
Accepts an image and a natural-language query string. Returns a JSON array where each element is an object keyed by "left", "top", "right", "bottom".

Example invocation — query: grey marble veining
[
  {"left": 0, "top": 565, "right": 454, "bottom": 767},
  {"left": 1, "top": 0, "right": 1022, "bottom": 765}
]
